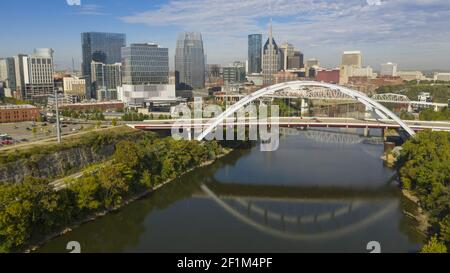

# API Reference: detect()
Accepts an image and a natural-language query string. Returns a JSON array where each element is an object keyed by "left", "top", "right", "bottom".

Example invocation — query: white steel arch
[{"left": 197, "top": 81, "right": 416, "bottom": 140}]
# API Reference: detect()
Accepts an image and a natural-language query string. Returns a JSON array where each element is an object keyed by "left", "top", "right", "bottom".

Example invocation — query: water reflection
[{"left": 38, "top": 129, "right": 424, "bottom": 253}]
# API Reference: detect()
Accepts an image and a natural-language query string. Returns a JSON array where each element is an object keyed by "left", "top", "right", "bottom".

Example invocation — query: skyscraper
[
  {"left": 248, "top": 34, "right": 262, "bottom": 74},
  {"left": 0, "top": 58, "right": 16, "bottom": 92},
  {"left": 81, "top": 32, "right": 126, "bottom": 98},
  {"left": 223, "top": 61, "right": 246, "bottom": 85},
  {"left": 341, "top": 51, "right": 362, "bottom": 67},
  {"left": 380, "top": 62, "right": 398, "bottom": 77},
  {"left": 91, "top": 62, "right": 122, "bottom": 100},
  {"left": 340, "top": 51, "right": 363, "bottom": 84},
  {"left": 21, "top": 49, "right": 55, "bottom": 102},
  {"left": 175, "top": 32, "right": 205, "bottom": 90},
  {"left": 122, "top": 43, "right": 169, "bottom": 85},
  {"left": 262, "top": 20, "right": 282, "bottom": 85},
  {"left": 14, "top": 54, "right": 28, "bottom": 99},
  {"left": 118, "top": 43, "right": 174, "bottom": 107}
]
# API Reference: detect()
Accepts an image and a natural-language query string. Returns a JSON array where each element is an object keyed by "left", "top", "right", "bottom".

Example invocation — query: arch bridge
[{"left": 198, "top": 81, "right": 417, "bottom": 140}]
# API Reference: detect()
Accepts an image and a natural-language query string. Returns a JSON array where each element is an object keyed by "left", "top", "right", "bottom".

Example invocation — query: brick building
[{"left": 0, "top": 104, "right": 40, "bottom": 123}]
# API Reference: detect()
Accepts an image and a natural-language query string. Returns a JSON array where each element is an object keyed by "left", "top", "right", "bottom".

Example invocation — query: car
[
  {"left": 20, "top": 138, "right": 29, "bottom": 142},
  {"left": 26, "top": 127, "right": 32, "bottom": 131}
]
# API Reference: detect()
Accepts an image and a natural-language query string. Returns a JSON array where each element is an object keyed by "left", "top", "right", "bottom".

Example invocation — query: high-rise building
[
  {"left": 262, "top": 20, "right": 282, "bottom": 85},
  {"left": 91, "top": 62, "right": 122, "bottom": 100},
  {"left": 380, "top": 62, "right": 398, "bottom": 77},
  {"left": 0, "top": 58, "right": 16, "bottom": 92},
  {"left": 341, "top": 51, "right": 362, "bottom": 67},
  {"left": 340, "top": 51, "right": 363, "bottom": 84},
  {"left": 223, "top": 61, "right": 246, "bottom": 85},
  {"left": 22, "top": 49, "right": 55, "bottom": 102},
  {"left": 287, "top": 51, "right": 304, "bottom": 70},
  {"left": 118, "top": 43, "right": 174, "bottom": 107},
  {"left": 122, "top": 43, "right": 169, "bottom": 85},
  {"left": 279, "top": 42, "right": 294, "bottom": 71},
  {"left": 306, "top": 59, "right": 319, "bottom": 68},
  {"left": 248, "top": 34, "right": 262, "bottom": 74},
  {"left": 14, "top": 54, "right": 28, "bottom": 99},
  {"left": 81, "top": 32, "right": 126, "bottom": 98},
  {"left": 63, "top": 76, "right": 86, "bottom": 101},
  {"left": 175, "top": 32, "right": 205, "bottom": 90}
]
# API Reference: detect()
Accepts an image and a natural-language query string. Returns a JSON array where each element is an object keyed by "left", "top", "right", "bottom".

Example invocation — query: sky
[{"left": 1, "top": 0, "right": 450, "bottom": 71}]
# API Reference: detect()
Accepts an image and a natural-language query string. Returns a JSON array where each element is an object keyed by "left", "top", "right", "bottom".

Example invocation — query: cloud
[
  {"left": 66, "top": 0, "right": 81, "bottom": 6},
  {"left": 119, "top": 0, "right": 450, "bottom": 68},
  {"left": 76, "top": 4, "right": 106, "bottom": 16}
]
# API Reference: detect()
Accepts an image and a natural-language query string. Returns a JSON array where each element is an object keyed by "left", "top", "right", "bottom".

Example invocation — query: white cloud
[
  {"left": 66, "top": 0, "right": 81, "bottom": 6},
  {"left": 119, "top": 0, "right": 450, "bottom": 69}
]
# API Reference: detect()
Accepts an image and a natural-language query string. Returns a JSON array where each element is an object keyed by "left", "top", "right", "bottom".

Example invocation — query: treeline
[
  {"left": 0, "top": 136, "right": 224, "bottom": 252},
  {"left": 419, "top": 108, "right": 450, "bottom": 121},
  {"left": 61, "top": 109, "right": 105, "bottom": 121},
  {"left": 122, "top": 112, "right": 171, "bottom": 121},
  {"left": 397, "top": 131, "right": 450, "bottom": 252},
  {"left": 376, "top": 83, "right": 450, "bottom": 103}
]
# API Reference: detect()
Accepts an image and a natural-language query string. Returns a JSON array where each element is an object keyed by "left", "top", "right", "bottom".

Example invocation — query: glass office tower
[
  {"left": 81, "top": 32, "right": 126, "bottom": 98},
  {"left": 175, "top": 32, "right": 205, "bottom": 90},
  {"left": 248, "top": 34, "right": 262, "bottom": 74},
  {"left": 121, "top": 43, "right": 169, "bottom": 85}
]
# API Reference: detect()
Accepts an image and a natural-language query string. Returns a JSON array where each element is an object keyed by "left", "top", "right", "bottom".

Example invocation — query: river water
[{"left": 38, "top": 128, "right": 424, "bottom": 253}]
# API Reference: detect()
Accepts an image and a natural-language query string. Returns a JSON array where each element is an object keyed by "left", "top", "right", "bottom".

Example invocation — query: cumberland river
[{"left": 39, "top": 128, "right": 424, "bottom": 253}]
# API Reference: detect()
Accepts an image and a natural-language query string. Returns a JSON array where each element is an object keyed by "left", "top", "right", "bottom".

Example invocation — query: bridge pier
[
  {"left": 364, "top": 128, "right": 370, "bottom": 137},
  {"left": 300, "top": 99, "right": 309, "bottom": 116}
]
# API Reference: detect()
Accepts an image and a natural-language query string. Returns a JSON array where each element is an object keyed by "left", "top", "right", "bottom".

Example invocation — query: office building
[
  {"left": 397, "top": 71, "right": 426, "bottom": 81},
  {"left": 0, "top": 104, "right": 40, "bottom": 123},
  {"left": 434, "top": 72, "right": 450, "bottom": 82},
  {"left": 13, "top": 54, "right": 28, "bottom": 99},
  {"left": 91, "top": 61, "right": 122, "bottom": 100},
  {"left": 63, "top": 76, "right": 86, "bottom": 99},
  {"left": 81, "top": 32, "right": 126, "bottom": 98},
  {"left": 20, "top": 48, "right": 55, "bottom": 102},
  {"left": 288, "top": 51, "right": 304, "bottom": 70},
  {"left": 118, "top": 84, "right": 176, "bottom": 107},
  {"left": 279, "top": 42, "right": 294, "bottom": 71},
  {"left": 175, "top": 32, "right": 205, "bottom": 90},
  {"left": 262, "top": 20, "right": 282, "bottom": 85},
  {"left": 316, "top": 69, "right": 340, "bottom": 84},
  {"left": 0, "top": 58, "right": 16, "bottom": 93},
  {"left": 223, "top": 62, "right": 246, "bottom": 85},
  {"left": 122, "top": 43, "right": 169, "bottom": 85},
  {"left": 248, "top": 34, "right": 262, "bottom": 74},
  {"left": 380, "top": 63, "right": 398, "bottom": 77},
  {"left": 119, "top": 43, "right": 174, "bottom": 107},
  {"left": 341, "top": 51, "right": 362, "bottom": 67}
]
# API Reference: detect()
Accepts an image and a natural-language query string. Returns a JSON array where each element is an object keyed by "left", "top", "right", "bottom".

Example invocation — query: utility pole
[{"left": 54, "top": 88, "right": 61, "bottom": 143}]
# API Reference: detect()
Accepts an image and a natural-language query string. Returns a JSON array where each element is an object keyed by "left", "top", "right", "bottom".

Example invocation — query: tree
[
  {"left": 421, "top": 235, "right": 447, "bottom": 253},
  {"left": 112, "top": 119, "right": 118, "bottom": 126},
  {"left": 69, "top": 176, "right": 101, "bottom": 212},
  {"left": 98, "top": 163, "right": 133, "bottom": 208},
  {"left": 113, "top": 141, "right": 143, "bottom": 170}
]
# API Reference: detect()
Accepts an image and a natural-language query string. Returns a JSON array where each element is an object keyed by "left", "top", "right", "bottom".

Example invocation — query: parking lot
[{"left": 0, "top": 121, "right": 92, "bottom": 148}]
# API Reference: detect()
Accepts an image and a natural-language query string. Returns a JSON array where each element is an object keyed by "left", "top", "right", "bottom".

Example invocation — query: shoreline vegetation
[
  {"left": 0, "top": 127, "right": 241, "bottom": 253},
  {"left": 395, "top": 130, "right": 450, "bottom": 253}
]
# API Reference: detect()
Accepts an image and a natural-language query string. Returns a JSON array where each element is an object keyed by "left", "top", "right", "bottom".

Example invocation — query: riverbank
[
  {"left": 25, "top": 147, "right": 234, "bottom": 253},
  {"left": 396, "top": 130, "right": 450, "bottom": 252}
]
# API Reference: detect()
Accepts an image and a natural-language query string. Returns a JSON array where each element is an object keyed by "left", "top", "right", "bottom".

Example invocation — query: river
[{"left": 38, "top": 128, "right": 424, "bottom": 253}]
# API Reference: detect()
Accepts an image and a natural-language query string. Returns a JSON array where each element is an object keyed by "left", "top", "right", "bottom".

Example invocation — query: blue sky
[{"left": 1, "top": 0, "right": 450, "bottom": 71}]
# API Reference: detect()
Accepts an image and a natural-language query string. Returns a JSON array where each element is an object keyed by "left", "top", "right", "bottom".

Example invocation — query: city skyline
[{"left": 1, "top": 0, "right": 450, "bottom": 71}]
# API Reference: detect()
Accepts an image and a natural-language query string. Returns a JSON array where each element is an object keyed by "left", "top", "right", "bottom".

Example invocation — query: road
[{"left": 127, "top": 117, "right": 450, "bottom": 132}]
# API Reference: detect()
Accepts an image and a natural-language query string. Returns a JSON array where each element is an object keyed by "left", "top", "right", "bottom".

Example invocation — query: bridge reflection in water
[{"left": 198, "top": 182, "right": 398, "bottom": 241}]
